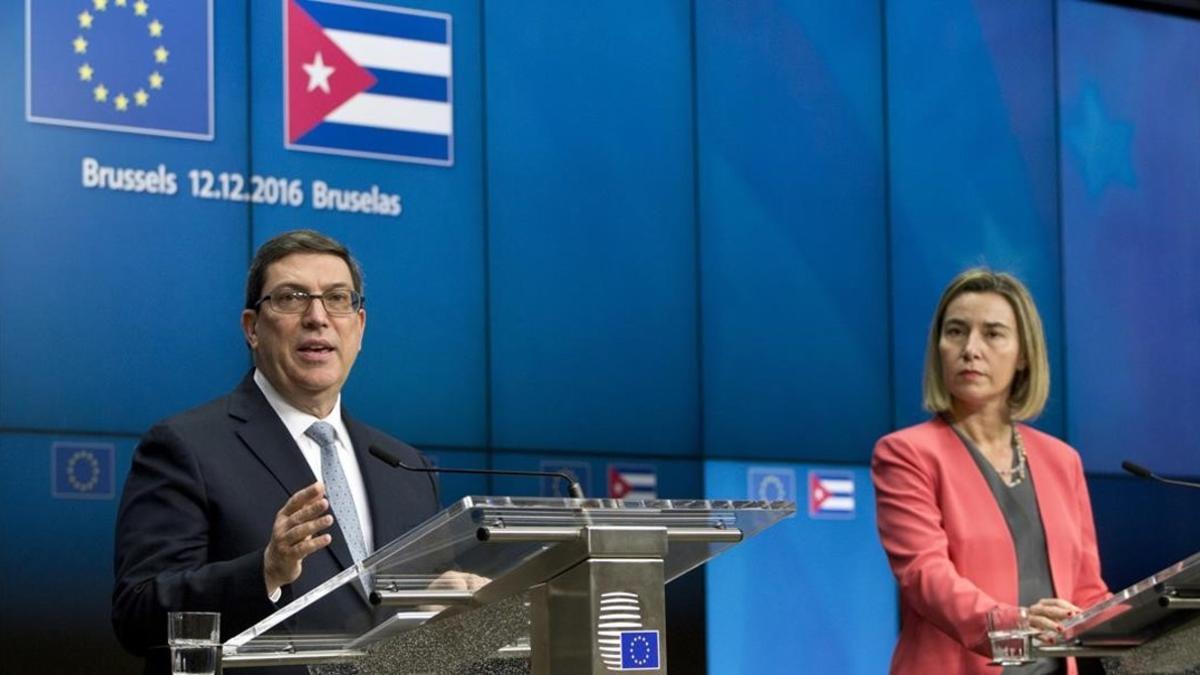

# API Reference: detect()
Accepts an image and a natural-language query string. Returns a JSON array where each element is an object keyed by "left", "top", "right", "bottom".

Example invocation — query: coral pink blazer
[{"left": 872, "top": 417, "right": 1109, "bottom": 675}]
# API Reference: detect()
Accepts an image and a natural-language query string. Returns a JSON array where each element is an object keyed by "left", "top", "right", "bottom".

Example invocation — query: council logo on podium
[
  {"left": 26, "top": 0, "right": 214, "bottom": 139},
  {"left": 284, "top": 0, "right": 454, "bottom": 165},
  {"left": 596, "top": 591, "right": 660, "bottom": 671}
]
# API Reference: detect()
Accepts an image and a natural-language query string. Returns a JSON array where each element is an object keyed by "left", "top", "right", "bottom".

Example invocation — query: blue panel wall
[
  {"left": 705, "top": 460, "right": 897, "bottom": 674},
  {"left": 1086, "top": 474, "right": 1200, "bottom": 589},
  {"left": 695, "top": 1, "right": 890, "bottom": 462},
  {"left": 0, "top": 3, "right": 250, "bottom": 434},
  {"left": 421, "top": 447, "right": 489, "bottom": 505},
  {"left": 1059, "top": 0, "right": 1200, "bottom": 477},
  {"left": 887, "top": 0, "right": 1065, "bottom": 434},
  {"left": 485, "top": 1, "right": 699, "bottom": 455},
  {"left": 0, "top": 433, "right": 140, "bottom": 672}
]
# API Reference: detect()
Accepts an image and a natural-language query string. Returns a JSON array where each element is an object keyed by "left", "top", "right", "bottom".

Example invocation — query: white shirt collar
[{"left": 252, "top": 369, "right": 350, "bottom": 445}]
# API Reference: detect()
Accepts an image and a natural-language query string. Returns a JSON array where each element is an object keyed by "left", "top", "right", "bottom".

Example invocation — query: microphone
[
  {"left": 369, "top": 445, "right": 586, "bottom": 499},
  {"left": 1122, "top": 460, "right": 1200, "bottom": 490}
]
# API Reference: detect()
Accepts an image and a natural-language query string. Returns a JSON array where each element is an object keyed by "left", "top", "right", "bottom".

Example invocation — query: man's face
[{"left": 241, "top": 253, "right": 365, "bottom": 416}]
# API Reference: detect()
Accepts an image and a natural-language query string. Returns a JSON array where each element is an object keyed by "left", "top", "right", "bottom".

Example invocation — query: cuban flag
[
  {"left": 808, "top": 469, "right": 855, "bottom": 519},
  {"left": 608, "top": 464, "right": 657, "bottom": 500},
  {"left": 26, "top": 0, "right": 214, "bottom": 139},
  {"left": 284, "top": 0, "right": 453, "bottom": 165}
]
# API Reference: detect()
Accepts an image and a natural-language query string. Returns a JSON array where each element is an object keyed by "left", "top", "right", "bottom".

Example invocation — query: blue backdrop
[{"left": 2, "top": 1, "right": 1199, "bottom": 673}]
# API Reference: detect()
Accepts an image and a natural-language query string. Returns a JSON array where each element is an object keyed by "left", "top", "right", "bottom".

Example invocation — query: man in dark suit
[{"left": 112, "top": 230, "right": 441, "bottom": 673}]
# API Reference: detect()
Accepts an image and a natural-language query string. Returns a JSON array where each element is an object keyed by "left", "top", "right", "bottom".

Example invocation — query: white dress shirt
[{"left": 253, "top": 369, "right": 375, "bottom": 555}]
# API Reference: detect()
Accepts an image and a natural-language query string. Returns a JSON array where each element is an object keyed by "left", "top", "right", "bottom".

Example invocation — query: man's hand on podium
[{"left": 418, "top": 570, "right": 491, "bottom": 612}]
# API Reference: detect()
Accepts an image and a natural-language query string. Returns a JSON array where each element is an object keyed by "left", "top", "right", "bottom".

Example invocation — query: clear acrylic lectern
[
  {"left": 220, "top": 496, "right": 795, "bottom": 674},
  {"left": 1034, "top": 549, "right": 1200, "bottom": 674}
]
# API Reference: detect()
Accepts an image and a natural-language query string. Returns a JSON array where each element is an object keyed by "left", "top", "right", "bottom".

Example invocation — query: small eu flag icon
[
  {"left": 619, "top": 630, "right": 660, "bottom": 670},
  {"left": 52, "top": 442, "right": 115, "bottom": 499}
]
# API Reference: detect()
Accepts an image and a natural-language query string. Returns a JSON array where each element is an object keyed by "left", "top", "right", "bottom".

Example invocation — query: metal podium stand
[
  {"left": 1034, "top": 550, "right": 1200, "bottom": 674},
  {"left": 220, "top": 496, "right": 795, "bottom": 674}
]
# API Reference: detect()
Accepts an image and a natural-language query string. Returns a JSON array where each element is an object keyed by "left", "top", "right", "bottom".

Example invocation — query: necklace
[{"left": 994, "top": 424, "right": 1027, "bottom": 487}]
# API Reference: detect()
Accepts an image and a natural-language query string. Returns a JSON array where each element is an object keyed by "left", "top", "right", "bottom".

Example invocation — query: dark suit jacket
[{"left": 112, "top": 372, "right": 440, "bottom": 674}]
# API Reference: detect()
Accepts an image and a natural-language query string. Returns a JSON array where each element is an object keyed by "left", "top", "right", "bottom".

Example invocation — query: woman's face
[{"left": 938, "top": 291, "right": 1026, "bottom": 412}]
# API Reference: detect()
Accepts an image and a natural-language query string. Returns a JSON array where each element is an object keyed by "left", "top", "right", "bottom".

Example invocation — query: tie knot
[{"left": 305, "top": 421, "right": 338, "bottom": 448}]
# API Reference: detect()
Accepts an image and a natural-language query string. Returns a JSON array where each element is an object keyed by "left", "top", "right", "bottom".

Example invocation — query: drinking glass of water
[
  {"left": 168, "top": 611, "right": 220, "bottom": 675},
  {"left": 986, "top": 605, "right": 1035, "bottom": 666}
]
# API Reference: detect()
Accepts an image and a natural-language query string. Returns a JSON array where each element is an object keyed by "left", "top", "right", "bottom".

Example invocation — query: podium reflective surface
[
  {"left": 222, "top": 496, "right": 795, "bottom": 674},
  {"left": 1036, "top": 550, "right": 1200, "bottom": 673}
]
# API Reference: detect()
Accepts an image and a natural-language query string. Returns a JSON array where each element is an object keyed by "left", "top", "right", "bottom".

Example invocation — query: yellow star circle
[{"left": 72, "top": 0, "right": 169, "bottom": 111}]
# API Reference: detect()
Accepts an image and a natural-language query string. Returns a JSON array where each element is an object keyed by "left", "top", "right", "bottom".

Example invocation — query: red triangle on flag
[
  {"left": 609, "top": 467, "right": 632, "bottom": 498},
  {"left": 286, "top": 0, "right": 377, "bottom": 143},
  {"left": 809, "top": 473, "right": 828, "bottom": 507}
]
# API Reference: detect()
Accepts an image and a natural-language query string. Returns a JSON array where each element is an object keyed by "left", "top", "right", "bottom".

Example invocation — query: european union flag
[
  {"left": 52, "top": 442, "right": 115, "bottom": 499},
  {"left": 747, "top": 466, "right": 796, "bottom": 502},
  {"left": 540, "top": 460, "right": 590, "bottom": 498},
  {"left": 619, "top": 630, "right": 660, "bottom": 671},
  {"left": 26, "top": 0, "right": 213, "bottom": 139}
]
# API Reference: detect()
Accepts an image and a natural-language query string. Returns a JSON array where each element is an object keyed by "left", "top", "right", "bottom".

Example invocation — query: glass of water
[
  {"left": 986, "top": 605, "right": 1035, "bottom": 666},
  {"left": 168, "top": 611, "right": 220, "bottom": 675}
]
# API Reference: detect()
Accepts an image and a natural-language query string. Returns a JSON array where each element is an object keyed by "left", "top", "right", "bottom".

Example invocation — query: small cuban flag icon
[
  {"left": 808, "top": 469, "right": 855, "bottom": 519},
  {"left": 284, "top": 0, "right": 453, "bottom": 165},
  {"left": 52, "top": 442, "right": 115, "bottom": 500},
  {"left": 608, "top": 464, "right": 657, "bottom": 500}
]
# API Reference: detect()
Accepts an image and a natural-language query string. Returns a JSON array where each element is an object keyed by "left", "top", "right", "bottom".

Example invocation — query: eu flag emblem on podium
[
  {"left": 619, "top": 630, "right": 660, "bottom": 670},
  {"left": 26, "top": 0, "right": 213, "bottom": 139},
  {"left": 52, "top": 442, "right": 115, "bottom": 499}
]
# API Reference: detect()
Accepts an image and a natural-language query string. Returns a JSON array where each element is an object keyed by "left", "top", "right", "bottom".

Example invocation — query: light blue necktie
[{"left": 304, "top": 422, "right": 370, "bottom": 579}]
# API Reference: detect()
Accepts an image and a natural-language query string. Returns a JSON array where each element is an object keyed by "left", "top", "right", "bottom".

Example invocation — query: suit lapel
[{"left": 228, "top": 373, "right": 356, "bottom": 573}]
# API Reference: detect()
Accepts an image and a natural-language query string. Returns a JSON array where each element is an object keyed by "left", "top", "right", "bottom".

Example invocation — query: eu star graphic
[
  {"left": 27, "top": 0, "right": 213, "bottom": 139},
  {"left": 1063, "top": 83, "right": 1137, "bottom": 196}
]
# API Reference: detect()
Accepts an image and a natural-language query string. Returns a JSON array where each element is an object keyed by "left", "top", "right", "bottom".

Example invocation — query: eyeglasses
[{"left": 255, "top": 289, "right": 364, "bottom": 315}]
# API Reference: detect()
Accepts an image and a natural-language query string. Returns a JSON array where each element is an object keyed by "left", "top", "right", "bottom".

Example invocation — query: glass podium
[
  {"left": 221, "top": 496, "right": 795, "bottom": 674},
  {"left": 1034, "top": 550, "right": 1200, "bottom": 674}
]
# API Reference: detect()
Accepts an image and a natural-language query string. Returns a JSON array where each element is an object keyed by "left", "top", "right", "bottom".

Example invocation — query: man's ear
[{"left": 241, "top": 309, "right": 259, "bottom": 349}]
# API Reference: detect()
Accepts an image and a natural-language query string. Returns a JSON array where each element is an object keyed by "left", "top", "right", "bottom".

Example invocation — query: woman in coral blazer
[{"left": 873, "top": 269, "right": 1108, "bottom": 675}]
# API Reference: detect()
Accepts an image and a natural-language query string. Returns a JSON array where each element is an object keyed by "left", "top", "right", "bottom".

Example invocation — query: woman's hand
[{"left": 1028, "top": 597, "right": 1081, "bottom": 634}]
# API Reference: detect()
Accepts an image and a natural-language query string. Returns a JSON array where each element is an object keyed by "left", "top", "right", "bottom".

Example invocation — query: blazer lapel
[
  {"left": 935, "top": 418, "right": 1021, "bottom": 603},
  {"left": 1023, "top": 428, "right": 1072, "bottom": 598},
  {"left": 228, "top": 373, "right": 357, "bottom": 574}
]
